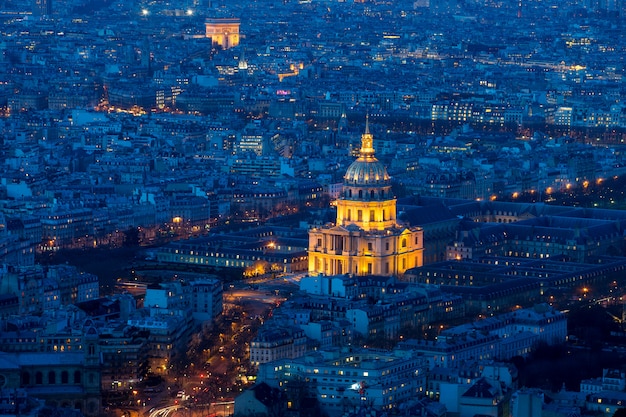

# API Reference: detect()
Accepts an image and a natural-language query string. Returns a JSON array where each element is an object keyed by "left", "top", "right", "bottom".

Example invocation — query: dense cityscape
[{"left": 1, "top": 0, "right": 626, "bottom": 416}]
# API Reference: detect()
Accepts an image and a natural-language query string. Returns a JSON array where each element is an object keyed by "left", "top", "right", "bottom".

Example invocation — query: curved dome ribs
[{"left": 343, "top": 116, "right": 392, "bottom": 199}]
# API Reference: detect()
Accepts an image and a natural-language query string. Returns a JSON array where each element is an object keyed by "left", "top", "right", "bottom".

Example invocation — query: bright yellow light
[
  {"left": 512, "top": 192, "right": 519, "bottom": 199},
  {"left": 173, "top": 216, "right": 183, "bottom": 223}
]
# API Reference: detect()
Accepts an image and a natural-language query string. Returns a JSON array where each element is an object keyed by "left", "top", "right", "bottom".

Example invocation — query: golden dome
[{"left": 344, "top": 156, "right": 390, "bottom": 186}]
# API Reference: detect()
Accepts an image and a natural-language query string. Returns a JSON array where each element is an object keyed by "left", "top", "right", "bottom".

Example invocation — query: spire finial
[{"left": 360, "top": 115, "right": 375, "bottom": 158}]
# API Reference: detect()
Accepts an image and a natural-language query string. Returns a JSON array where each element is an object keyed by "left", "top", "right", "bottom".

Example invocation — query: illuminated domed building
[{"left": 308, "top": 119, "right": 423, "bottom": 276}]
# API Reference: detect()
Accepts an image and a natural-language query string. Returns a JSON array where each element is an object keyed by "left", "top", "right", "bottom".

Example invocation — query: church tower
[{"left": 308, "top": 118, "right": 423, "bottom": 276}]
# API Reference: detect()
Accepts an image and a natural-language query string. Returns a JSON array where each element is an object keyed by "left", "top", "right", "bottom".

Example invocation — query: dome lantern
[{"left": 343, "top": 116, "right": 391, "bottom": 190}]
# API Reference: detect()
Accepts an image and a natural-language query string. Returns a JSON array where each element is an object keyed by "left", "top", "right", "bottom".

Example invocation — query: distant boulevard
[{"left": 148, "top": 401, "right": 235, "bottom": 417}]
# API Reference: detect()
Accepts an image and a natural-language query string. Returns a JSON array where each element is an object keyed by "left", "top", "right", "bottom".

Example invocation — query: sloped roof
[
  {"left": 462, "top": 377, "right": 500, "bottom": 399},
  {"left": 399, "top": 203, "right": 459, "bottom": 226},
  {"left": 251, "top": 382, "right": 282, "bottom": 408}
]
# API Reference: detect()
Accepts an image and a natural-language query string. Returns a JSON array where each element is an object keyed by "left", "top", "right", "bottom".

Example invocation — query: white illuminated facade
[{"left": 257, "top": 347, "right": 428, "bottom": 415}]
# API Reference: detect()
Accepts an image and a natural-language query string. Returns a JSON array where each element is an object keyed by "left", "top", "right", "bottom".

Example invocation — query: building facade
[
  {"left": 256, "top": 347, "right": 429, "bottom": 416},
  {"left": 249, "top": 325, "right": 307, "bottom": 369},
  {"left": 0, "top": 329, "right": 101, "bottom": 417}
]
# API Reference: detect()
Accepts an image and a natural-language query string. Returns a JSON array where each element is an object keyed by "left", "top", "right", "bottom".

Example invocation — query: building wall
[
  {"left": 0, "top": 342, "right": 101, "bottom": 417},
  {"left": 308, "top": 227, "right": 423, "bottom": 276},
  {"left": 510, "top": 389, "right": 543, "bottom": 417},
  {"left": 250, "top": 327, "right": 307, "bottom": 368}
]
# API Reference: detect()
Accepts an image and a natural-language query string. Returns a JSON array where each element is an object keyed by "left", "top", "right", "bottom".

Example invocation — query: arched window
[
  {"left": 21, "top": 372, "right": 30, "bottom": 386},
  {"left": 358, "top": 190, "right": 363, "bottom": 199},
  {"left": 402, "top": 238, "right": 407, "bottom": 248},
  {"left": 35, "top": 372, "right": 42, "bottom": 385},
  {"left": 48, "top": 371, "right": 56, "bottom": 384},
  {"left": 370, "top": 190, "right": 375, "bottom": 199},
  {"left": 348, "top": 189, "right": 352, "bottom": 198},
  {"left": 74, "top": 371, "right": 82, "bottom": 384},
  {"left": 61, "top": 371, "right": 69, "bottom": 384}
]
